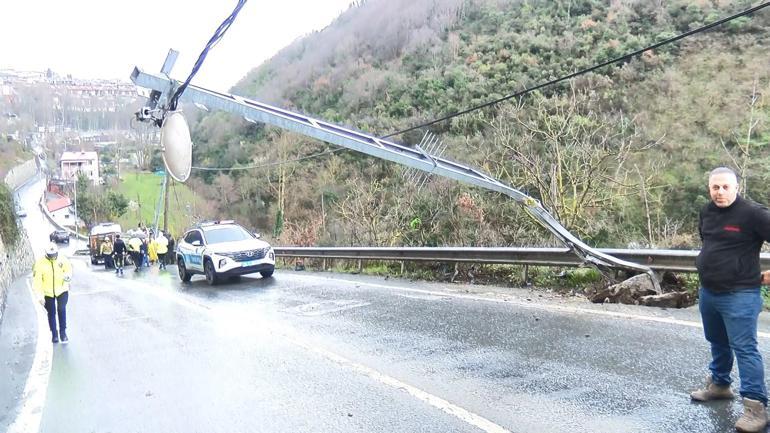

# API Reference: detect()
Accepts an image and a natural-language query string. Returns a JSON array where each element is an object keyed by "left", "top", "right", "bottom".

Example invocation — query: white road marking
[
  {"left": 305, "top": 275, "right": 770, "bottom": 340},
  {"left": 394, "top": 293, "right": 451, "bottom": 301},
  {"left": 7, "top": 279, "right": 53, "bottom": 433},
  {"left": 285, "top": 300, "right": 370, "bottom": 316},
  {"left": 124, "top": 279, "right": 510, "bottom": 433},
  {"left": 286, "top": 335, "right": 512, "bottom": 433}
]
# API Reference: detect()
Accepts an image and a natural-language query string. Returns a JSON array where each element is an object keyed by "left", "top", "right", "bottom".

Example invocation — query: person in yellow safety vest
[
  {"left": 100, "top": 238, "right": 114, "bottom": 269},
  {"left": 127, "top": 235, "right": 142, "bottom": 252},
  {"left": 148, "top": 237, "right": 158, "bottom": 265},
  {"left": 155, "top": 231, "right": 169, "bottom": 270},
  {"left": 100, "top": 238, "right": 113, "bottom": 255},
  {"left": 33, "top": 243, "right": 73, "bottom": 344},
  {"left": 127, "top": 235, "right": 142, "bottom": 270}
]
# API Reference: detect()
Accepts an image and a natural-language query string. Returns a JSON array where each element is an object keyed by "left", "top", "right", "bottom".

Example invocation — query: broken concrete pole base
[
  {"left": 587, "top": 273, "right": 695, "bottom": 308},
  {"left": 588, "top": 274, "right": 656, "bottom": 304},
  {"left": 638, "top": 291, "right": 695, "bottom": 308}
]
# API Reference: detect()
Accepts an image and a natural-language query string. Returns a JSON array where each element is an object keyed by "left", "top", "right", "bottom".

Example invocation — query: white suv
[{"left": 176, "top": 220, "right": 275, "bottom": 285}]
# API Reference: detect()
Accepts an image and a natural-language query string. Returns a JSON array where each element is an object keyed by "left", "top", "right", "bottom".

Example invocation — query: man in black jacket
[
  {"left": 167, "top": 235, "right": 175, "bottom": 265},
  {"left": 112, "top": 234, "right": 127, "bottom": 276},
  {"left": 690, "top": 167, "right": 770, "bottom": 432}
]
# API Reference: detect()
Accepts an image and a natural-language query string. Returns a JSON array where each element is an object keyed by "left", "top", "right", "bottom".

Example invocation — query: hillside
[{"left": 188, "top": 0, "right": 770, "bottom": 249}]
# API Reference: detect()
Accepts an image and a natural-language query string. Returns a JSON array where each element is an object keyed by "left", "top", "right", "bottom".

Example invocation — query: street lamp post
[{"left": 72, "top": 172, "right": 79, "bottom": 249}]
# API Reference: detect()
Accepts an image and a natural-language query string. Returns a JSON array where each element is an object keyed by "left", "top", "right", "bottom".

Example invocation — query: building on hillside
[
  {"left": 45, "top": 192, "right": 75, "bottom": 228},
  {"left": 60, "top": 151, "right": 99, "bottom": 184}
]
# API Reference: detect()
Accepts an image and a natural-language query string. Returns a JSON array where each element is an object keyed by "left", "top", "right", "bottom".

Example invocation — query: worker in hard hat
[{"left": 32, "top": 243, "right": 73, "bottom": 343}]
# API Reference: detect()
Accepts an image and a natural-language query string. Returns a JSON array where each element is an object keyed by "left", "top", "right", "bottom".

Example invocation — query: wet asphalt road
[
  {"left": 25, "top": 265, "right": 770, "bottom": 433},
  {"left": 3, "top": 177, "right": 770, "bottom": 432}
]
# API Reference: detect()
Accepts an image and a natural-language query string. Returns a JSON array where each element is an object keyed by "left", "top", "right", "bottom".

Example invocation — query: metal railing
[{"left": 274, "top": 246, "right": 770, "bottom": 273}]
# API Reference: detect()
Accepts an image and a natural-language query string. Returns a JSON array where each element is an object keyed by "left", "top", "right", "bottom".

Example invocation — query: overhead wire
[
  {"left": 191, "top": 147, "right": 346, "bottom": 172},
  {"left": 167, "top": 0, "right": 247, "bottom": 111},
  {"left": 381, "top": 1, "right": 770, "bottom": 139}
]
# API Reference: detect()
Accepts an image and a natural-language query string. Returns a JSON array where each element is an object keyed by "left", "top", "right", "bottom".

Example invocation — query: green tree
[{"left": 0, "top": 184, "right": 20, "bottom": 245}]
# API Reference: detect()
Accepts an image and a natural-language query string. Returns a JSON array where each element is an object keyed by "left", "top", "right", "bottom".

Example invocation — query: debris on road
[{"left": 586, "top": 273, "right": 695, "bottom": 308}]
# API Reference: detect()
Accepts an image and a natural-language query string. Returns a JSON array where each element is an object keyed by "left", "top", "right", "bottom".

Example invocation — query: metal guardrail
[{"left": 274, "top": 246, "right": 770, "bottom": 273}]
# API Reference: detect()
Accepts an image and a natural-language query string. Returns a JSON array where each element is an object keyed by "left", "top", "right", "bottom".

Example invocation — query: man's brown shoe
[
  {"left": 690, "top": 376, "right": 735, "bottom": 401},
  {"left": 735, "top": 398, "right": 768, "bottom": 433}
]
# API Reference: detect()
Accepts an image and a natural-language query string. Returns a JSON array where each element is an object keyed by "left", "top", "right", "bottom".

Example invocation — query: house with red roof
[{"left": 45, "top": 191, "right": 75, "bottom": 228}]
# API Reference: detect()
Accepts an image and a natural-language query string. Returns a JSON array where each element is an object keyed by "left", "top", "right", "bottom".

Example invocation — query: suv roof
[{"left": 193, "top": 220, "right": 237, "bottom": 230}]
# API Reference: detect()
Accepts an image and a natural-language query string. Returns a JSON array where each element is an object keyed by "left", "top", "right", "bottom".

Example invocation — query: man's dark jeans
[
  {"left": 131, "top": 252, "right": 142, "bottom": 269},
  {"left": 44, "top": 291, "right": 69, "bottom": 338},
  {"left": 699, "top": 287, "right": 767, "bottom": 404}
]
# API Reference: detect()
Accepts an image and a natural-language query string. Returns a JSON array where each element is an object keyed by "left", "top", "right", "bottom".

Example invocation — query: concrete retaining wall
[
  {"left": 4, "top": 159, "right": 39, "bottom": 190},
  {"left": 0, "top": 232, "right": 34, "bottom": 323},
  {"left": 0, "top": 159, "right": 39, "bottom": 323}
]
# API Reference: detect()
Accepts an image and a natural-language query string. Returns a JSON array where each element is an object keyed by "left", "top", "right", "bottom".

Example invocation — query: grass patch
[
  {"left": 114, "top": 171, "right": 202, "bottom": 237},
  {"left": 762, "top": 287, "right": 770, "bottom": 310}
]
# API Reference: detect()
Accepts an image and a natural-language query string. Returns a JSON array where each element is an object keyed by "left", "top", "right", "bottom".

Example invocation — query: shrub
[{"left": 0, "top": 184, "right": 20, "bottom": 245}]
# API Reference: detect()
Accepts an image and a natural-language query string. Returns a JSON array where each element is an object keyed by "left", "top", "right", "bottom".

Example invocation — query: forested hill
[{"left": 189, "top": 0, "right": 770, "bottom": 249}]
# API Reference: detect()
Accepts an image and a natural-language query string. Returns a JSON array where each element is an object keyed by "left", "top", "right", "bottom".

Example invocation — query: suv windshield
[{"left": 203, "top": 225, "right": 253, "bottom": 244}]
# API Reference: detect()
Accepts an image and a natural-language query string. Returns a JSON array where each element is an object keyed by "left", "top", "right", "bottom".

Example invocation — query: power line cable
[
  {"left": 192, "top": 148, "right": 346, "bottom": 172},
  {"left": 168, "top": 0, "right": 247, "bottom": 111},
  {"left": 381, "top": 2, "right": 770, "bottom": 139}
]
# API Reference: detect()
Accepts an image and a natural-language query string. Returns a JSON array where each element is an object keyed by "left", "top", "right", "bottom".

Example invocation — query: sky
[{"left": 0, "top": 0, "right": 353, "bottom": 91}]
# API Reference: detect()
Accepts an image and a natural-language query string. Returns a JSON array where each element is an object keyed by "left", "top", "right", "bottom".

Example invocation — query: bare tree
[
  {"left": 722, "top": 77, "right": 764, "bottom": 197},
  {"left": 335, "top": 176, "right": 403, "bottom": 246},
  {"left": 483, "top": 87, "right": 658, "bottom": 237},
  {"left": 132, "top": 122, "right": 157, "bottom": 171},
  {"left": 265, "top": 130, "right": 302, "bottom": 236}
]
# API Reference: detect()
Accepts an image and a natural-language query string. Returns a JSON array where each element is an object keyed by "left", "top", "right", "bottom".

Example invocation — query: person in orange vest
[{"left": 32, "top": 243, "right": 73, "bottom": 343}]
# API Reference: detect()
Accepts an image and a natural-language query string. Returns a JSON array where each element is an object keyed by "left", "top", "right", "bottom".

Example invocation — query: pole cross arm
[{"left": 130, "top": 67, "right": 661, "bottom": 292}]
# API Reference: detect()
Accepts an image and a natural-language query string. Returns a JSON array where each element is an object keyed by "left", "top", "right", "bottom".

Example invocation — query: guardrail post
[
  {"left": 400, "top": 261, "right": 405, "bottom": 275},
  {"left": 357, "top": 259, "right": 362, "bottom": 273},
  {"left": 323, "top": 258, "right": 327, "bottom": 271},
  {"left": 522, "top": 265, "right": 529, "bottom": 286}
]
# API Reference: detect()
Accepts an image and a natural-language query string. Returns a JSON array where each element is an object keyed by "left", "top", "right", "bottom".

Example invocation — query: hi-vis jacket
[
  {"left": 32, "top": 256, "right": 73, "bottom": 297},
  {"left": 155, "top": 236, "right": 169, "bottom": 255},
  {"left": 127, "top": 237, "right": 142, "bottom": 253}
]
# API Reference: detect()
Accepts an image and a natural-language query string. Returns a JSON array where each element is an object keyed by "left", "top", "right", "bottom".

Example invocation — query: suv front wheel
[
  {"left": 204, "top": 260, "right": 219, "bottom": 286},
  {"left": 178, "top": 257, "right": 192, "bottom": 282}
]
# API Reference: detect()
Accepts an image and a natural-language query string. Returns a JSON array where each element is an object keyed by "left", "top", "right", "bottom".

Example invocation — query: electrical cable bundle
[{"left": 168, "top": 0, "right": 247, "bottom": 111}]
